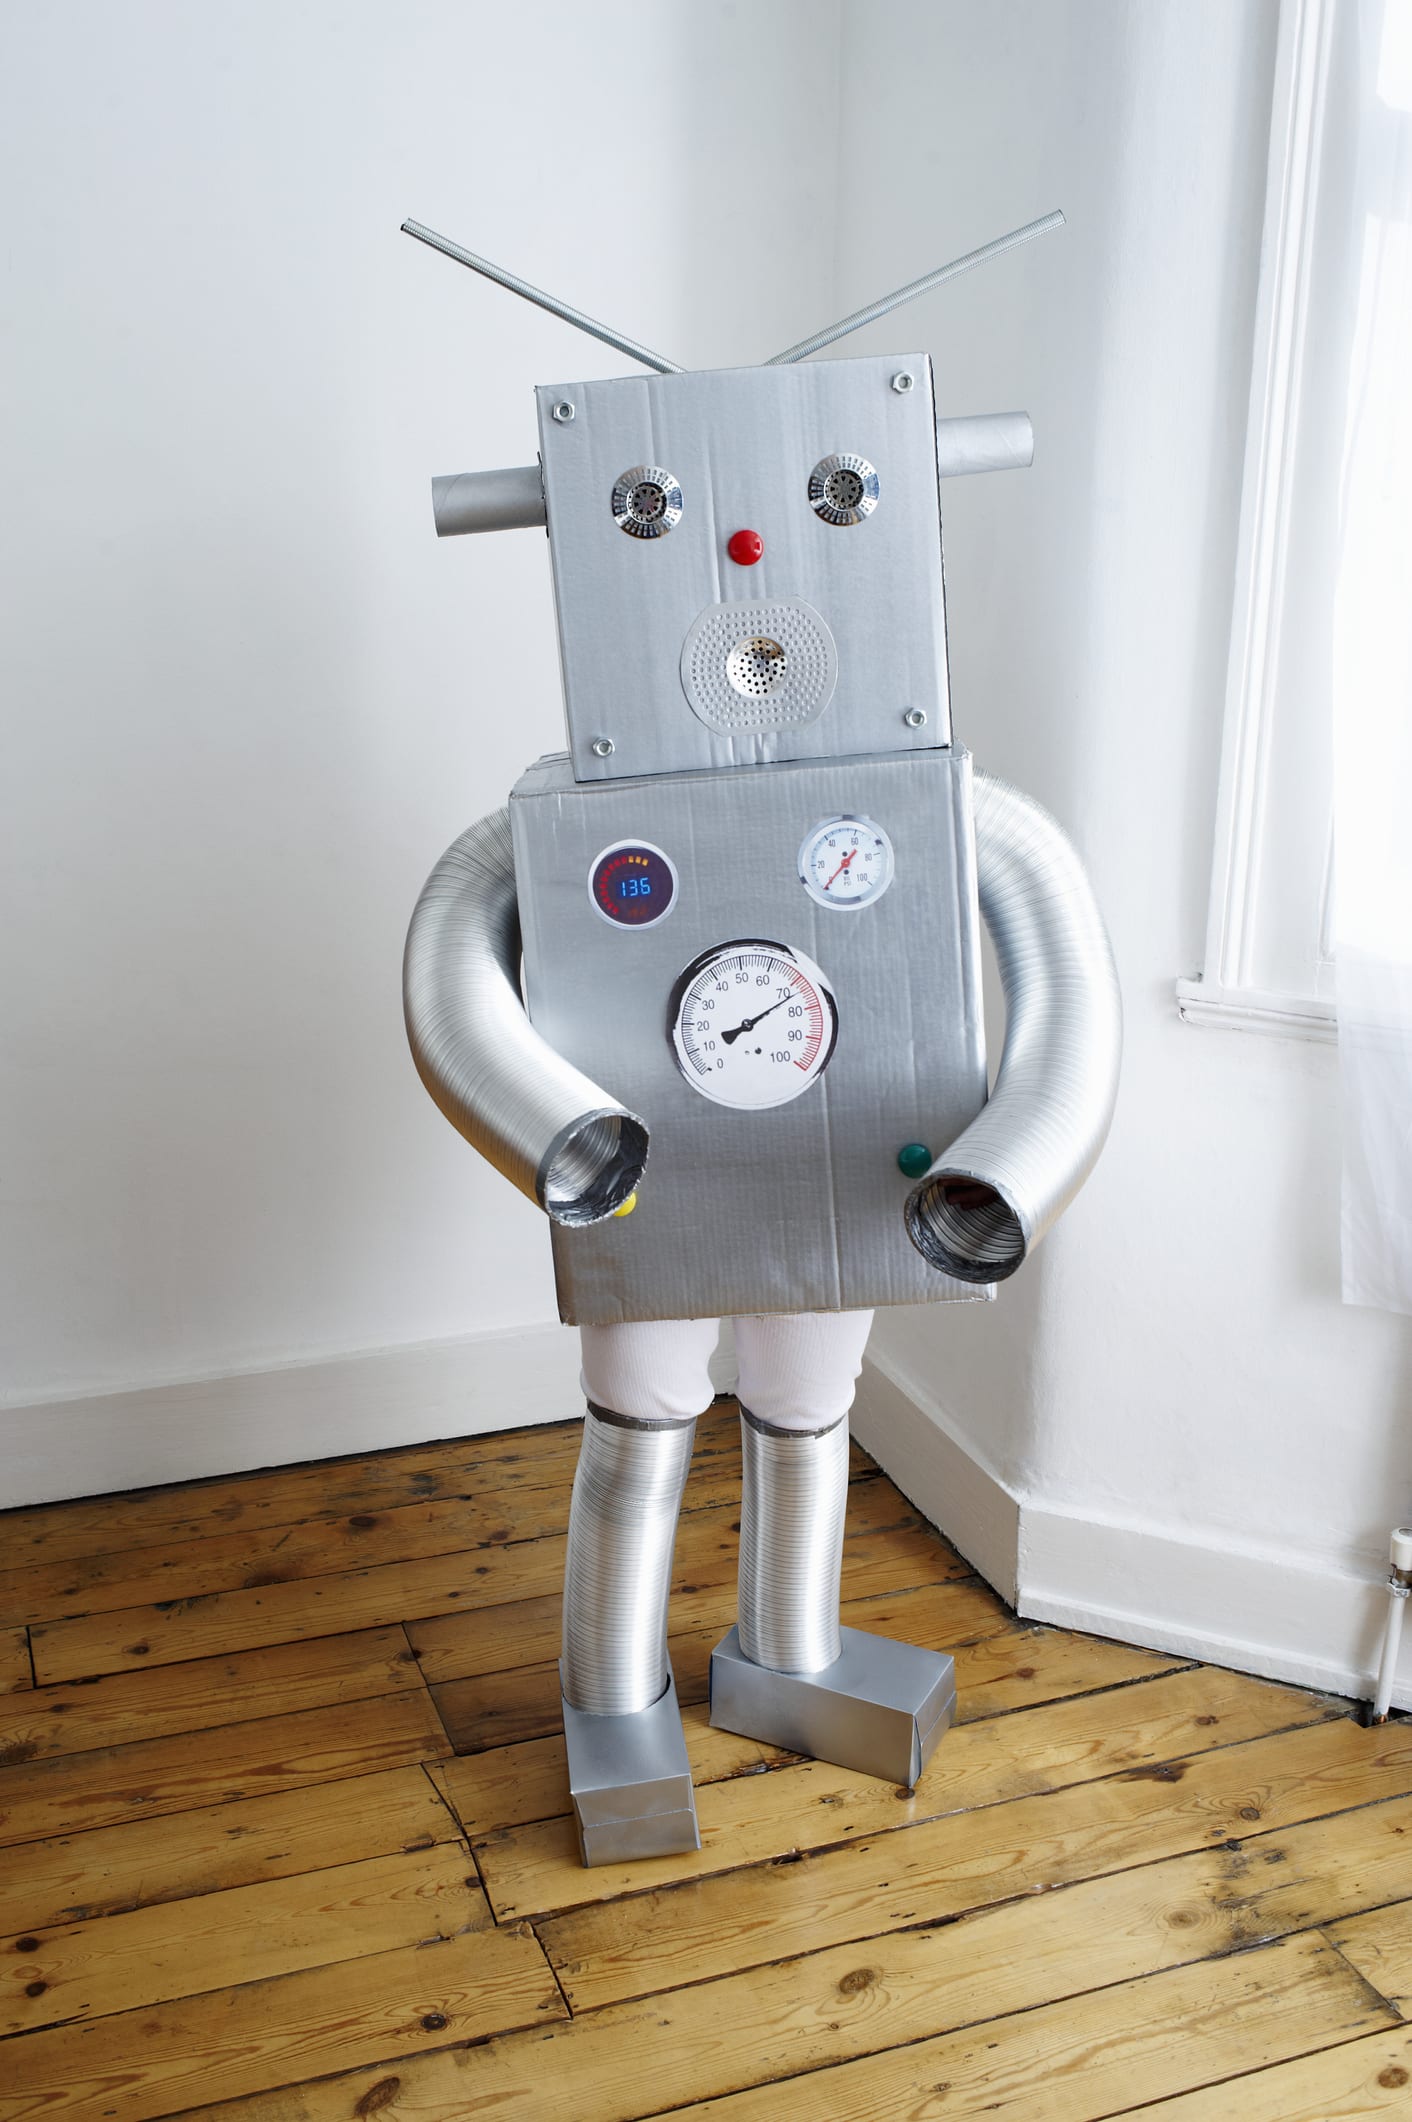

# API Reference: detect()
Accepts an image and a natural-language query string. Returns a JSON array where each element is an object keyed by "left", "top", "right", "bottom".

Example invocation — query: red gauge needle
[{"left": 824, "top": 849, "right": 857, "bottom": 891}]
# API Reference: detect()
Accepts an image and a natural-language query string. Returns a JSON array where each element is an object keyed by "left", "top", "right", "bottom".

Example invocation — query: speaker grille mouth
[
  {"left": 681, "top": 599, "right": 837, "bottom": 733},
  {"left": 726, "top": 636, "right": 787, "bottom": 698}
]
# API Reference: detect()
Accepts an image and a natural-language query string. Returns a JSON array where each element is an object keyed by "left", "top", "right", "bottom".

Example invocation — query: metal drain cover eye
[
  {"left": 809, "top": 452, "right": 879, "bottom": 526},
  {"left": 611, "top": 463, "right": 683, "bottom": 538},
  {"left": 726, "top": 636, "right": 788, "bottom": 698}
]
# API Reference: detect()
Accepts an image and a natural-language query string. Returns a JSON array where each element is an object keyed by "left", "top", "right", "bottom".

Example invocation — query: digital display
[{"left": 589, "top": 841, "right": 677, "bottom": 928}]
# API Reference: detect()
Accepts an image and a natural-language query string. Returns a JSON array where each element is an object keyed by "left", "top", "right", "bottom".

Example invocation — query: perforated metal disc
[
  {"left": 808, "top": 453, "right": 879, "bottom": 526},
  {"left": 611, "top": 464, "right": 683, "bottom": 538},
  {"left": 680, "top": 599, "right": 838, "bottom": 733}
]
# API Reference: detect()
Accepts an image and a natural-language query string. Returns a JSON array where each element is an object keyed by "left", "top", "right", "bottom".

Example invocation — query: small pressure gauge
[
  {"left": 798, "top": 815, "right": 895, "bottom": 910},
  {"left": 669, "top": 940, "right": 838, "bottom": 1110}
]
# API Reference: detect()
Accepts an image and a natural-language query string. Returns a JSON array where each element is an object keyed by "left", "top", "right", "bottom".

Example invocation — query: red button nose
[{"left": 728, "top": 528, "right": 764, "bottom": 566}]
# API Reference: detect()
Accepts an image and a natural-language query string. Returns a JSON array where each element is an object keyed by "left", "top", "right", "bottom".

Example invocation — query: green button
[{"left": 897, "top": 1143, "right": 933, "bottom": 1180}]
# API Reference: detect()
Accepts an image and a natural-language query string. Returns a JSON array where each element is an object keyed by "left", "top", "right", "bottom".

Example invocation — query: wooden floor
[{"left": 1, "top": 1409, "right": 1411, "bottom": 2121}]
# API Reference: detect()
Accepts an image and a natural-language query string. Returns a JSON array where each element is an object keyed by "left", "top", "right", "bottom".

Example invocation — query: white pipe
[{"left": 1372, "top": 1525, "right": 1412, "bottom": 1721}]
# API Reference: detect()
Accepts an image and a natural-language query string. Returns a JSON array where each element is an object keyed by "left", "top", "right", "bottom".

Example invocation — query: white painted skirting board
[
  {"left": 1, "top": 1321, "right": 584, "bottom": 1510},
  {"left": 852, "top": 1348, "right": 1021, "bottom": 1607},
  {"left": 854, "top": 1349, "right": 1409, "bottom": 1714}
]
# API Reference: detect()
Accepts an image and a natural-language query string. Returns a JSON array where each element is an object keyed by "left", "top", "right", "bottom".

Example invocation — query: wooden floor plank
[
  {"left": 0, "top": 1688, "right": 451, "bottom": 1847},
  {"left": 0, "top": 1625, "right": 419, "bottom": 1764},
  {"left": 479, "top": 1665, "right": 1337, "bottom": 1922},
  {"left": 167, "top": 1789, "right": 1412, "bottom": 2122},
  {"left": 540, "top": 1712, "right": 1412, "bottom": 2011},
  {"left": 650, "top": 1930, "right": 1394, "bottom": 2122},
  {"left": 0, "top": 1923, "right": 563, "bottom": 2122},
  {"left": 431, "top": 1603, "right": 1186, "bottom": 1755},
  {"left": 431, "top": 1701, "right": 785, "bottom": 1840},
  {"left": 30, "top": 1539, "right": 569, "bottom": 1686},
  {"left": 0, "top": 1424, "right": 593, "bottom": 1565},
  {"left": 1325, "top": 1898, "right": 1412, "bottom": 2010},
  {"left": 2, "top": 1495, "right": 557, "bottom": 1631},
  {"left": 0, "top": 1629, "right": 31, "bottom": 1694},
  {"left": 30, "top": 1486, "right": 960, "bottom": 1684},
  {"left": 1, "top": 1846, "right": 489, "bottom": 2037},
  {"left": 0, "top": 1764, "right": 458, "bottom": 1935},
  {"left": 1104, "top": 2026, "right": 1412, "bottom": 2118}
]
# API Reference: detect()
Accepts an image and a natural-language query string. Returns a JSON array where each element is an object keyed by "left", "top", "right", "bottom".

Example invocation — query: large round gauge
[
  {"left": 798, "top": 815, "right": 894, "bottom": 910},
  {"left": 589, "top": 840, "right": 678, "bottom": 928},
  {"left": 669, "top": 940, "right": 838, "bottom": 1110}
]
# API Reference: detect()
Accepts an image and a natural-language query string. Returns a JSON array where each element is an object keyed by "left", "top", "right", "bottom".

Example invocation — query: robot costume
[{"left": 401, "top": 212, "right": 1122, "bottom": 1866}]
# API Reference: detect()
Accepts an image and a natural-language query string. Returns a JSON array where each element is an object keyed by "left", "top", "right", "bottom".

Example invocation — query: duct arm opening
[
  {"left": 404, "top": 809, "right": 648, "bottom": 1224},
  {"left": 905, "top": 773, "right": 1122, "bottom": 1282}
]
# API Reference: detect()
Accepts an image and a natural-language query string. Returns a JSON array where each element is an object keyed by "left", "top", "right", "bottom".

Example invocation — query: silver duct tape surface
[
  {"left": 535, "top": 354, "right": 952, "bottom": 784},
  {"left": 738, "top": 1412, "right": 848, "bottom": 1674},
  {"left": 510, "top": 748, "right": 991, "bottom": 1324},
  {"left": 562, "top": 1410, "right": 696, "bottom": 1715},
  {"left": 710, "top": 1625, "right": 956, "bottom": 1789},
  {"left": 561, "top": 1672, "right": 701, "bottom": 1867},
  {"left": 905, "top": 773, "right": 1122, "bottom": 1280},
  {"left": 403, "top": 809, "right": 647, "bottom": 1223}
]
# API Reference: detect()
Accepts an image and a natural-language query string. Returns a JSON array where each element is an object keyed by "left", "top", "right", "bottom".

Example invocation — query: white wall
[
  {"left": 1, "top": 1, "right": 838, "bottom": 1483},
  {"left": 838, "top": 0, "right": 1412, "bottom": 1705}
]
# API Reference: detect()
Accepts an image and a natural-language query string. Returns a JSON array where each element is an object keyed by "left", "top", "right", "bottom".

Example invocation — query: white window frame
[{"left": 1176, "top": 0, "right": 1337, "bottom": 1044}]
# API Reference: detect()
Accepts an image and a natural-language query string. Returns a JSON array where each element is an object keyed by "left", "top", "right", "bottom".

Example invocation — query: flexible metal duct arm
[
  {"left": 404, "top": 809, "right": 648, "bottom": 1224},
  {"left": 906, "top": 773, "right": 1122, "bottom": 1282}
]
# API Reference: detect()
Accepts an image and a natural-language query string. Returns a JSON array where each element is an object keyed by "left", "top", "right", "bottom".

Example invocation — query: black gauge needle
[{"left": 720, "top": 997, "right": 790, "bottom": 1045}]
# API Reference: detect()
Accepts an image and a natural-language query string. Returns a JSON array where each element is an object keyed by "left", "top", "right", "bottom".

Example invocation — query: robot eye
[
  {"left": 611, "top": 464, "right": 683, "bottom": 539},
  {"left": 809, "top": 453, "right": 879, "bottom": 526}
]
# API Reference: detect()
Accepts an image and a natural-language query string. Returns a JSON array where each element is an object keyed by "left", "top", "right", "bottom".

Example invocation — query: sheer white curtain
[{"left": 1333, "top": 0, "right": 1412, "bottom": 1312}]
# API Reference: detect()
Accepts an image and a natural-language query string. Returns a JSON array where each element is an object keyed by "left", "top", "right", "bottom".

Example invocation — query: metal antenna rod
[
  {"left": 401, "top": 220, "right": 686, "bottom": 376},
  {"left": 765, "top": 209, "right": 1065, "bottom": 366}
]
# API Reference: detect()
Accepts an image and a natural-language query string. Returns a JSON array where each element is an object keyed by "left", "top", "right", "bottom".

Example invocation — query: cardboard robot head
[
  {"left": 533, "top": 353, "right": 951, "bottom": 782},
  {"left": 407, "top": 213, "right": 1058, "bottom": 784}
]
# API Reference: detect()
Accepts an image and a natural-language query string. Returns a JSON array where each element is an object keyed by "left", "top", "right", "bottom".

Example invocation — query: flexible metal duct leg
[
  {"left": 562, "top": 1405, "right": 696, "bottom": 1714},
  {"left": 737, "top": 1409, "right": 848, "bottom": 1675},
  {"left": 711, "top": 1407, "right": 956, "bottom": 1788},
  {"left": 560, "top": 1406, "right": 700, "bottom": 1865}
]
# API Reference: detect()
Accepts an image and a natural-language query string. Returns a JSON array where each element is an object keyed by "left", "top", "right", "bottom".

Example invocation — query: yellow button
[{"left": 612, "top": 1191, "right": 638, "bottom": 1219}]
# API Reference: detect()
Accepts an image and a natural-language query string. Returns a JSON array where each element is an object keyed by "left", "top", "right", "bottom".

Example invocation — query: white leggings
[{"left": 579, "top": 1311, "right": 874, "bottom": 1433}]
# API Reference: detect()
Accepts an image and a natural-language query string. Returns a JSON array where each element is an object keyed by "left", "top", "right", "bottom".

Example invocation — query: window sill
[{"left": 1175, "top": 977, "right": 1336, "bottom": 1043}]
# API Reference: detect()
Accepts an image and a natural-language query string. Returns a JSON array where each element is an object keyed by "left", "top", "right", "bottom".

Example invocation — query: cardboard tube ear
[
  {"left": 431, "top": 465, "right": 545, "bottom": 536},
  {"left": 404, "top": 809, "right": 647, "bottom": 1224},
  {"left": 905, "top": 773, "right": 1122, "bottom": 1281},
  {"left": 935, "top": 412, "right": 1034, "bottom": 480}
]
